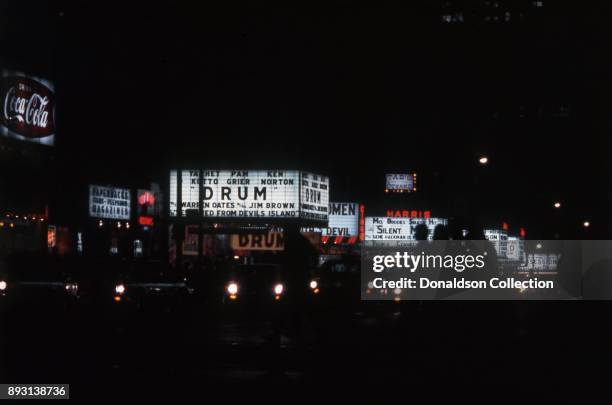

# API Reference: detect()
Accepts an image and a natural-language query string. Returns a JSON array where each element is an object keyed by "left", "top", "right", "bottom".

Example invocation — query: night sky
[{"left": 2, "top": 1, "right": 611, "bottom": 237}]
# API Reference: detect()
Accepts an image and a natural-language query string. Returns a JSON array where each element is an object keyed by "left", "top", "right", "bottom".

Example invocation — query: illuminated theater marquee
[{"left": 169, "top": 170, "right": 329, "bottom": 222}]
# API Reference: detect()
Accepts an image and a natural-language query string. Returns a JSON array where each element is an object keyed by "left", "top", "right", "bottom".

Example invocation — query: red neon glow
[
  {"left": 502, "top": 222, "right": 509, "bottom": 231},
  {"left": 359, "top": 204, "right": 365, "bottom": 241},
  {"left": 386, "top": 210, "right": 431, "bottom": 219},
  {"left": 138, "top": 191, "right": 155, "bottom": 206},
  {"left": 138, "top": 216, "right": 154, "bottom": 226}
]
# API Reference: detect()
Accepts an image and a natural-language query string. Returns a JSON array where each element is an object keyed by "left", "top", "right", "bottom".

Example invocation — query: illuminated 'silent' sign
[
  {"left": 365, "top": 217, "right": 448, "bottom": 241},
  {"left": 169, "top": 170, "right": 329, "bottom": 222}
]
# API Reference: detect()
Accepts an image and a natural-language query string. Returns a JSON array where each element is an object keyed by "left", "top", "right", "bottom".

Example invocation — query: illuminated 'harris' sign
[
  {"left": 169, "top": 170, "right": 329, "bottom": 222},
  {"left": 386, "top": 209, "right": 431, "bottom": 219}
]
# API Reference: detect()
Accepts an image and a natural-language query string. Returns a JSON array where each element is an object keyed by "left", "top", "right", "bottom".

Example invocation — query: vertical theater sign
[{"left": 0, "top": 70, "right": 55, "bottom": 146}]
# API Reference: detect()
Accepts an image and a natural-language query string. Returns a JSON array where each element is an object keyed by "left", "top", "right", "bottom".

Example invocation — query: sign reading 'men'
[
  {"left": 302, "top": 202, "right": 359, "bottom": 237},
  {"left": 169, "top": 170, "right": 329, "bottom": 223}
]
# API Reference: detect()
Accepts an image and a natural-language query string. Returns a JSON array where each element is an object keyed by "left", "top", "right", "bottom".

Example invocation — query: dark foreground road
[{"left": 1, "top": 297, "right": 611, "bottom": 400}]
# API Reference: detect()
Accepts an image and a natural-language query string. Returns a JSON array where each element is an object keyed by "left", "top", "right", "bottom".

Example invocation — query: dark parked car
[
  {"left": 312, "top": 255, "right": 361, "bottom": 302},
  {"left": 222, "top": 263, "right": 286, "bottom": 305},
  {"left": 220, "top": 261, "right": 324, "bottom": 307},
  {"left": 110, "top": 261, "right": 193, "bottom": 310},
  {"left": 0, "top": 253, "right": 81, "bottom": 306}
]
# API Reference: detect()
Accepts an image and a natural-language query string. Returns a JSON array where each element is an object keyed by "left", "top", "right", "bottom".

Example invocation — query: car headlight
[
  {"left": 274, "top": 283, "right": 284, "bottom": 296},
  {"left": 227, "top": 282, "right": 238, "bottom": 295},
  {"left": 115, "top": 283, "right": 126, "bottom": 295},
  {"left": 0, "top": 280, "right": 7, "bottom": 291},
  {"left": 65, "top": 282, "right": 79, "bottom": 293}
]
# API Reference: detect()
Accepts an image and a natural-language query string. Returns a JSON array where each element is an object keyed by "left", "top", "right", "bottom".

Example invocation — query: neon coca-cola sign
[{"left": 1, "top": 71, "right": 55, "bottom": 145}]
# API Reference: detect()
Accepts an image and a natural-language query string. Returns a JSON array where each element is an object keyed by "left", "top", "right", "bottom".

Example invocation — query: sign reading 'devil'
[
  {"left": 0, "top": 71, "right": 55, "bottom": 146},
  {"left": 302, "top": 202, "right": 360, "bottom": 237}
]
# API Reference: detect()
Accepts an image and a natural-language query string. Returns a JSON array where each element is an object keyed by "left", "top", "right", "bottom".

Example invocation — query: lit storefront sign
[
  {"left": 365, "top": 216, "right": 448, "bottom": 242},
  {"left": 138, "top": 216, "right": 154, "bottom": 226},
  {"left": 385, "top": 173, "right": 416, "bottom": 193},
  {"left": 303, "top": 202, "right": 359, "bottom": 236},
  {"left": 386, "top": 209, "right": 431, "bottom": 219},
  {"left": 89, "top": 185, "right": 131, "bottom": 220},
  {"left": 231, "top": 232, "right": 284, "bottom": 251},
  {"left": 484, "top": 229, "right": 508, "bottom": 258}
]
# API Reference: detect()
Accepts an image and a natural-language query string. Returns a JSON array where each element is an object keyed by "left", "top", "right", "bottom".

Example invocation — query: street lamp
[
  {"left": 479, "top": 156, "right": 489, "bottom": 165},
  {"left": 583, "top": 221, "right": 590, "bottom": 228},
  {"left": 553, "top": 202, "right": 561, "bottom": 209}
]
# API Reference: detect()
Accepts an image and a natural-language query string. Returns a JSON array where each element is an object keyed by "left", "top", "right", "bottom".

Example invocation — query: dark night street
[{"left": 2, "top": 0, "right": 612, "bottom": 400}]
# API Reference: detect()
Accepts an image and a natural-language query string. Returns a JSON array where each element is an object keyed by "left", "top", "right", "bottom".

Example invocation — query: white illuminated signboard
[
  {"left": 505, "top": 236, "right": 525, "bottom": 262},
  {"left": 386, "top": 173, "right": 416, "bottom": 192},
  {"left": 364, "top": 217, "right": 448, "bottom": 241},
  {"left": 484, "top": 229, "right": 508, "bottom": 258},
  {"left": 89, "top": 185, "right": 131, "bottom": 220},
  {"left": 300, "top": 172, "right": 330, "bottom": 222},
  {"left": 303, "top": 202, "right": 359, "bottom": 237},
  {"left": 169, "top": 170, "right": 329, "bottom": 222},
  {"left": 182, "top": 170, "right": 200, "bottom": 215},
  {"left": 169, "top": 170, "right": 178, "bottom": 216},
  {"left": 519, "top": 254, "right": 560, "bottom": 273}
]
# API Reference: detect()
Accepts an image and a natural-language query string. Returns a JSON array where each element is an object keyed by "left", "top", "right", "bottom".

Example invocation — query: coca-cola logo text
[{"left": 1, "top": 75, "right": 55, "bottom": 139}]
